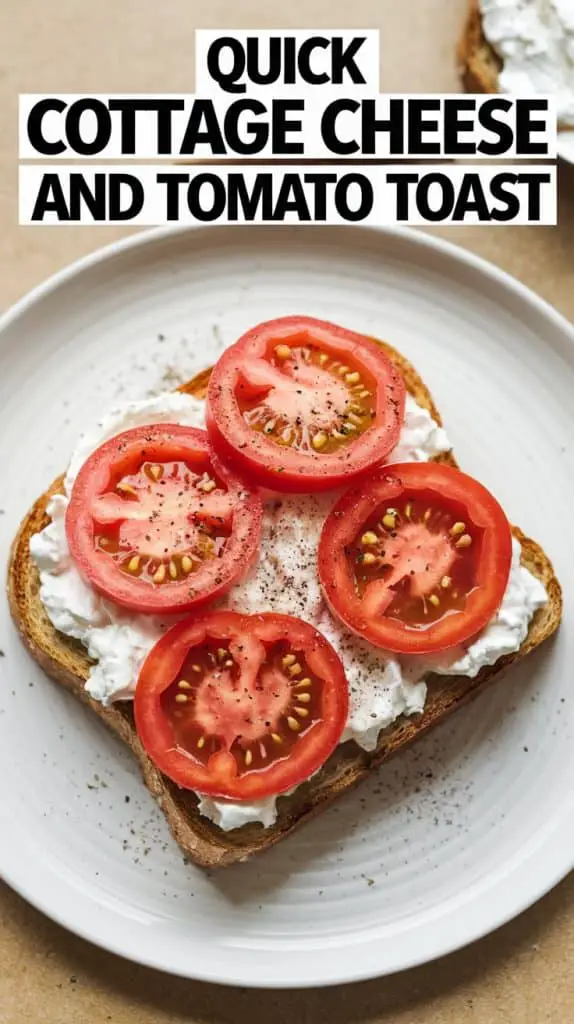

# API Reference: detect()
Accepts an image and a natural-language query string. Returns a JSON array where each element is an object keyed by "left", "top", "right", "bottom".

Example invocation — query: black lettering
[
  {"left": 520, "top": 171, "right": 551, "bottom": 220},
  {"left": 156, "top": 172, "right": 189, "bottom": 219},
  {"left": 416, "top": 173, "right": 454, "bottom": 221},
  {"left": 298, "top": 37, "right": 329, "bottom": 84},
  {"left": 272, "top": 99, "right": 304, "bottom": 155},
  {"left": 30, "top": 173, "right": 70, "bottom": 220},
  {"left": 303, "top": 173, "right": 337, "bottom": 219},
  {"left": 227, "top": 173, "right": 273, "bottom": 220},
  {"left": 408, "top": 99, "right": 441, "bottom": 156},
  {"left": 284, "top": 37, "right": 296, "bottom": 84},
  {"left": 443, "top": 98, "right": 476, "bottom": 156},
  {"left": 335, "top": 173, "right": 373, "bottom": 221},
  {"left": 109, "top": 173, "right": 145, "bottom": 219},
  {"left": 321, "top": 99, "right": 360, "bottom": 155},
  {"left": 331, "top": 36, "right": 366, "bottom": 85},
  {"left": 155, "top": 99, "right": 186, "bottom": 155},
  {"left": 224, "top": 99, "right": 268, "bottom": 156},
  {"left": 187, "top": 173, "right": 226, "bottom": 221},
  {"left": 65, "top": 99, "right": 112, "bottom": 156},
  {"left": 274, "top": 174, "right": 311, "bottom": 221},
  {"left": 180, "top": 100, "right": 226, "bottom": 155},
  {"left": 207, "top": 37, "right": 246, "bottom": 94},
  {"left": 247, "top": 36, "right": 281, "bottom": 86},
  {"left": 516, "top": 99, "right": 549, "bottom": 156},
  {"left": 451, "top": 173, "right": 491, "bottom": 221},
  {"left": 109, "top": 99, "right": 185, "bottom": 155},
  {"left": 477, "top": 98, "right": 513, "bottom": 156},
  {"left": 68, "top": 172, "right": 106, "bottom": 220},
  {"left": 362, "top": 99, "right": 405, "bottom": 156},
  {"left": 386, "top": 172, "right": 418, "bottom": 220},
  {"left": 108, "top": 99, "right": 138, "bottom": 155},
  {"left": 489, "top": 172, "right": 520, "bottom": 222},
  {"left": 27, "top": 98, "right": 66, "bottom": 156}
]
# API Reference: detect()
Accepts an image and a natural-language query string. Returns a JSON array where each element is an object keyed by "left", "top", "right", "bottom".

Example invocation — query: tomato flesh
[
  {"left": 134, "top": 611, "right": 349, "bottom": 801},
  {"left": 207, "top": 316, "right": 405, "bottom": 492},
  {"left": 238, "top": 340, "right": 378, "bottom": 455},
  {"left": 318, "top": 462, "right": 512, "bottom": 655},
  {"left": 66, "top": 425, "right": 263, "bottom": 614}
]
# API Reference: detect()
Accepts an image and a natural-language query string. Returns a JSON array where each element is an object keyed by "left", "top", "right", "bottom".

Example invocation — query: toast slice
[
  {"left": 458, "top": 0, "right": 574, "bottom": 132},
  {"left": 7, "top": 341, "right": 562, "bottom": 868}
]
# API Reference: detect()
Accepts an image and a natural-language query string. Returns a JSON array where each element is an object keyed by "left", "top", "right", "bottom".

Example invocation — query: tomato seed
[
  {"left": 455, "top": 534, "right": 472, "bottom": 549},
  {"left": 312, "top": 432, "right": 328, "bottom": 451},
  {"left": 117, "top": 482, "right": 137, "bottom": 497},
  {"left": 450, "top": 521, "right": 466, "bottom": 536},
  {"left": 361, "top": 531, "right": 378, "bottom": 546}
]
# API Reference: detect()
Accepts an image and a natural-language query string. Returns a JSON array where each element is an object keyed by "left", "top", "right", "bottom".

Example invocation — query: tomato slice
[
  {"left": 65, "top": 425, "right": 263, "bottom": 614},
  {"left": 318, "top": 462, "right": 512, "bottom": 655},
  {"left": 206, "top": 316, "right": 405, "bottom": 493},
  {"left": 134, "top": 611, "right": 349, "bottom": 800}
]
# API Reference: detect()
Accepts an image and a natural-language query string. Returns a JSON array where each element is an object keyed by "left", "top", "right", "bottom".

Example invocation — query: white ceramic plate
[{"left": 1, "top": 225, "right": 573, "bottom": 988}]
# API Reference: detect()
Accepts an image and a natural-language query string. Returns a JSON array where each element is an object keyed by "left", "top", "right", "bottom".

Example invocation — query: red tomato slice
[
  {"left": 65, "top": 425, "right": 263, "bottom": 614},
  {"left": 206, "top": 316, "right": 405, "bottom": 493},
  {"left": 134, "top": 611, "right": 349, "bottom": 800},
  {"left": 318, "top": 462, "right": 512, "bottom": 655}
]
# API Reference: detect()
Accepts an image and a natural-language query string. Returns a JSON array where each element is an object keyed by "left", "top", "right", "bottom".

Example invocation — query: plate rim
[{"left": 0, "top": 222, "right": 572, "bottom": 988}]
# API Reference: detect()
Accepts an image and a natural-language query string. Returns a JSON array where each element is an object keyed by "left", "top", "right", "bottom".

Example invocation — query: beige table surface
[{"left": 1, "top": 1, "right": 573, "bottom": 1021}]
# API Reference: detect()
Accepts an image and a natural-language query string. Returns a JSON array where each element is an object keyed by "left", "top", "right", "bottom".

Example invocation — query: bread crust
[
  {"left": 7, "top": 341, "right": 562, "bottom": 868},
  {"left": 458, "top": 0, "right": 502, "bottom": 95}
]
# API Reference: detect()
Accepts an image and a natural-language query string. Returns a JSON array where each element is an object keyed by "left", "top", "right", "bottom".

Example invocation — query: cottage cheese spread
[
  {"left": 480, "top": 0, "right": 574, "bottom": 125},
  {"left": 29, "top": 388, "right": 546, "bottom": 831}
]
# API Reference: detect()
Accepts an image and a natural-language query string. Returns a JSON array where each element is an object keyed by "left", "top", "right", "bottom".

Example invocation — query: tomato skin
[
  {"left": 65, "top": 424, "right": 263, "bottom": 615},
  {"left": 206, "top": 316, "right": 406, "bottom": 493},
  {"left": 318, "top": 462, "right": 513, "bottom": 656},
  {"left": 134, "top": 611, "right": 349, "bottom": 801}
]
